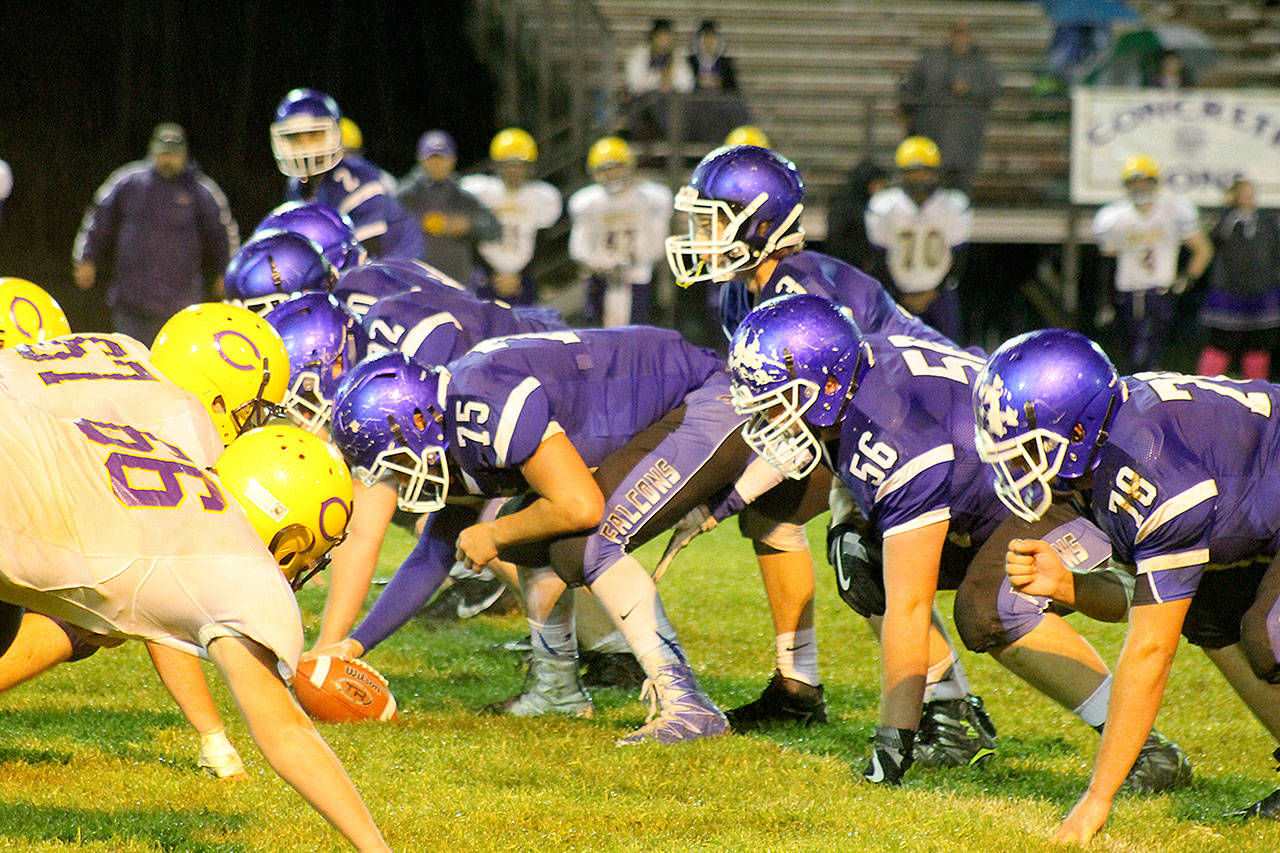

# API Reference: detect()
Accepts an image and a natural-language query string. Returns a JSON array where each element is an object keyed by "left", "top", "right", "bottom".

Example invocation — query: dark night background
[{"left": 0, "top": 1, "right": 495, "bottom": 331}]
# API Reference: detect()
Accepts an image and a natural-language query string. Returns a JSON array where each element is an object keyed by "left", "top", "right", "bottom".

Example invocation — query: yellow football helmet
[
  {"left": 0, "top": 277, "right": 71, "bottom": 349},
  {"left": 214, "top": 424, "right": 354, "bottom": 588},
  {"left": 490, "top": 127, "right": 538, "bottom": 163},
  {"left": 339, "top": 117, "right": 363, "bottom": 151},
  {"left": 150, "top": 303, "right": 291, "bottom": 445},
  {"left": 895, "top": 136, "right": 941, "bottom": 170},
  {"left": 1121, "top": 154, "right": 1159, "bottom": 184},
  {"left": 587, "top": 136, "right": 634, "bottom": 172},
  {"left": 724, "top": 125, "right": 770, "bottom": 148}
]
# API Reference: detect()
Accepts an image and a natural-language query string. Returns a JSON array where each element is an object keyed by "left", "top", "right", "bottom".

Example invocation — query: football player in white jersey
[
  {"left": 0, "top": 302, "right": 289, "bottom": 779},
  {"left": 1092, "top": 154, "right": 1212, "bottom": 372},
  {"left": 568, "top": 136, "right": 674, "bottom": 326},
  {"left": 865, "top": 136, "right": 972, "bottom": 344},
  {"left": 460, "top": 128, "right": 562, "bottom": 305}
]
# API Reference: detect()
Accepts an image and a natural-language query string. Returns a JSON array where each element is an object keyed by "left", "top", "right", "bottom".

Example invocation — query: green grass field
[{"left": 1, "top": 518, "right": 1278, "bottom": 852}]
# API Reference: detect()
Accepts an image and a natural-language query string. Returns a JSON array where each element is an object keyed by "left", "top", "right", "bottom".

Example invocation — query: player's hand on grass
[{"left": 1052, "top": 790, "right": 1112, "bottom": 845}]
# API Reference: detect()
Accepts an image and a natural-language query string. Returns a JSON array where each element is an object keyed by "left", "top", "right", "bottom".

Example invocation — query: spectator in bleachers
[
  {"left": 824, "top": 158, "right": 889, "bottom": 275},
  {"left": 898, "top": 17, "right": 1001, "bottom": 192},
  {"left": 625, "top": 18, "right": 694, "bottom": 142},
  {"left": 688, "top": 19, "right": 738, "bottom": 92},
  {"left": 1145, "top": 49, "right": 1195, "bottom": 88},
  {"left": 1197, "top": 178, "right": 1280, "bottom": 380},
  {"left": 396, "top": 130, "right": 500, "bottom": 285}
]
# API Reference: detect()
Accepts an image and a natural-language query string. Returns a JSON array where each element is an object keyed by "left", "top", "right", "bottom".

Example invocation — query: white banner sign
[{"left": 1071, "top": 87, "right": 1280, "bottom": 206}]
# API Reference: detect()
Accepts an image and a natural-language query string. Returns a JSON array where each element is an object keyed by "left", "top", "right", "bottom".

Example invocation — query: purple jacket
[{"left": 74, "top": 160, "right": 239, "bottom": 316}]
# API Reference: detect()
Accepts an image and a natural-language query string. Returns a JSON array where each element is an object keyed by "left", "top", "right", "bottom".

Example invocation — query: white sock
[
  {"left": 924, "top": 650, "right": 969, "bottom": 701},
  {"left": 776, "top": 628, "right": 820, "bottom": 686},
  {"left": 582, "top": 628, "right": 631, "bottom": 655},
  {"left": 520, "top": 566, "right": 576, "bottom": 659},
  {"left": 1073, "top": 673, "right": 1112, "bottom": 729},
  {"left": 587, "top": 554, "right": 686, "bottom": 677}
]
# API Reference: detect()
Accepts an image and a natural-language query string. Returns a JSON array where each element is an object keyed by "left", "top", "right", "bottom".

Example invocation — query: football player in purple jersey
[
  {"left": 664, "top": 143, "right": 984, "bottom": 740},
  {"left": 321, "top": 328, "right": 767, "bottom": 743},
  {"left": 271, "top": 88, "right": 423, "bottom": 261},
  {"left": 730, "top": 296, "right": 1188, "bottom": 788},
  {"left": 976, "top": 329, "right": 1280, "bottom": 843}
]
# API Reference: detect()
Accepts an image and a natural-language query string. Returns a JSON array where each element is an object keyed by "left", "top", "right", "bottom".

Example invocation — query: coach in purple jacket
[{"left": 73, "top": 123, "right": 239, "bottom": 345}]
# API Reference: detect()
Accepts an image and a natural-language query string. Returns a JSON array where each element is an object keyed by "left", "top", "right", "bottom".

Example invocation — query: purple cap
[{"left": 417, "top": 130, "right": 456, "bottom": 159}]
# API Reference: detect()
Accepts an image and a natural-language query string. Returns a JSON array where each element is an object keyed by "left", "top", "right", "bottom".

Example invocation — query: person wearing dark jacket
[
  {"left": 73, "top": 123, "right": 238, "bottom": 345},
  {"left": 395, "top": 130, "right": 501, "bottom": 285},
  {"left": 824, "top": 159, "right": 889, "bottom": 275}
]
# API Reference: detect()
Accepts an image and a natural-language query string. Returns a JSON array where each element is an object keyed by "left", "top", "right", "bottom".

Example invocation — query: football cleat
[
  {"left": 418, "top": 574, "right": 519, "bottom": 622},
  {"left": 580, "top": 650, "right": 646, "bottom": 691},
  {"left": 912, "top": 694, "right": 997, "bottom": 768},
  {"left": 483, "top": 653, "right": 593, "bottom": 718},
  {"left": 1231, "top": 788, "right": 1280, "bottom": 821},
  {"left": 725, "top": 669, "right": 827, "bottom": 732},
  {"left": 863, "top": 726, "right": 916, "bottom": 786},
  {"left": 616, "top": 664, "right": 728, "bottom": 745},
  {"left": 1120, "top": 730, "right": 1193, "bottom": 794}
]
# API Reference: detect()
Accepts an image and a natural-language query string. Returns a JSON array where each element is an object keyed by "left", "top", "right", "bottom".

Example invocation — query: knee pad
[
  {"left": 828, "top": 523, "right": 885, "bottom": 618},
  {"left": 740, "top": 507, "right": 809, "bottom": 552},
  {"left": 50, "top": 618, "right": 101, "bottom": 663},
  {"left": 0, "top": 602, "right": 23, "bottom": 657}
]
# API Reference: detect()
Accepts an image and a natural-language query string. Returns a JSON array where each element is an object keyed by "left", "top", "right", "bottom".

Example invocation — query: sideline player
[
  {"left": 865, "top": 136, "right": 971, "bottom": 345},
  {"left": 270, "top": 87, "right": 423, "bottom": 260},
  {"left": 567, "top": 136, "right": 673, "bottom": 326},
  {"left": 728, "top": 295, "right": 1188, "bottom": 788},
  {"left": 975, "top": 329, "right": 1280, "bottom": 843},
  {"left": 1092, "top": 155, "right": 1212, "bottom": 372},
  {"left": 665, "top": 143, "right": 987, "bottom": 746},
  {"left": 460, "top": 128, "right": 562, "bottom": 305}
]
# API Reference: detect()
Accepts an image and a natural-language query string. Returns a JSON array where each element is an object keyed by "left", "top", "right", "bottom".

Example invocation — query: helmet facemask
[
  {"left": 271, "top": 116, "right": 343, "bottom": 179},
  {"left": 353, "top": 408, "right": 450, "bottom": 514},
  {"left": 731, "top": 376, "right": 823, "bottom": 479},
  {"left": 666, "top": 186, "right": 767, "bottom": 286},
  {"left": 975, "top": 423, "right": 1067, "bottom": 523}
]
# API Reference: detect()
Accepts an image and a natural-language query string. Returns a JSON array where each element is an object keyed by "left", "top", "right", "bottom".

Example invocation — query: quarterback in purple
[
  {"left": 730, "top": 297, "right": 1192, "bottom": 790},
  {"left": 976, "top": 329, "right": 1280, "bottom": 843},
  {"left": 327, "top": 327, "right": 746, "bottom": 743}
]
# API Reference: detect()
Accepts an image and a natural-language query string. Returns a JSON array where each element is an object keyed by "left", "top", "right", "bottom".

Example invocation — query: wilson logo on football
[{"left": 294, "top": 655, "right": 400, "bottom": 723}]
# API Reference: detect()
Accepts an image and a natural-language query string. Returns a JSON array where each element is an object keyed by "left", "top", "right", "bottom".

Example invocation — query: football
[{"left": 294, "top": 655, "right": 400, "bottom": 723}]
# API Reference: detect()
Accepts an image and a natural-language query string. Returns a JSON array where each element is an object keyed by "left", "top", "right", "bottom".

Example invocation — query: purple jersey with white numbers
[
  {"left": 443, "top": 327, "right": 723, "bottom": 495},
  {"left": 1088, "top": 372, "right": 1280, "bottom": 606},
  {"left": 832, "top": 333, "right": 1005, "bottom": 543},
  {"left": 287, "top": 154, "right": 423, "bottom": 260},
  {"left": 363, "top": 283, "right": 567, "bottom": 368},
  {"left": 719, "top": 250, "right": 962, "bottom": 348}
]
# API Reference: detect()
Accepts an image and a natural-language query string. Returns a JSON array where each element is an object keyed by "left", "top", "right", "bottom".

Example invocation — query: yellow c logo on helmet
[
  {"left": 724, "top": 125, "right": 770, "bottom": 148},
  {"left": 588, "top": 136, "right": 633, "bottom": 172},
  {"left": 490, "top": 127, "right": 537, "bottom": 163},
  {"left": 895, "top": 136, "right": 941, "bottom": 170},
  {"left": 1122, "top": 154, "right": 1159, "bottom": 184},
  {"left": 214, "top": 424, "right": 353, "bottom": 586},
  {"left": 151, "top": 303, "right": 291, "bottom": 445},
  {"left": 0, "top": 278, "right": 71, "bottom": 349}
]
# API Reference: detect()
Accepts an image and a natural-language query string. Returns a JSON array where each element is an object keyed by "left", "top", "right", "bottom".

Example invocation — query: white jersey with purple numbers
[
  {"left": 0, "top": 391, "right": 303, "bottom": 678},
  {"left": 719, "top": 250, "right": 968, "bottom": 350},
  {"left": 362, "top": 284, "right": 566, "bottom": 369},
  {"left": 1091, "top": 191, "right": 1199, "bottom": 292},
  {"left": 460, "top": 175, "right": 562, "bottom": 274},
  {"left": 833, "top": 333, "right": 1005, "bottom": 541},
  {"left": 0, "top": 333, "right": 223, "bottom": 466},
  {"left": 865, "top": 186, "right": 971, "bottom": 294},
  {"left": 1090, "top": 373, "right": 1280, "bottom": 606},
  {"left": 568, "top": 179, "right": 674, "bottom": 282},
  {"left": 442, "top": 327, "right": 723, "bottom": 495}
]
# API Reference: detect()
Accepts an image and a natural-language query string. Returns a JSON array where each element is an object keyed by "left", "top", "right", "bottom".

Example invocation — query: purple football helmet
[
  {"left": 224, "top": 229, "right": 337, "bottom": 316},
  {"left": 263, "top": 293, "right": 369, "bottom": 433},
  {"left": 974, "top": 329, "right": 1125, "bottom": 522},
  {"left": 331, "top": 258, "right": 441, "bottom": 318},
  {"left": 728, "top": 294, "right": 871, "bottom": 479},
  {"left": 270, "top": 88, "right": 343, "bottom": 178},
  {"left": 255, "top": 201, "right": 366, "bottom": 272},
  {"left": 665, "top": 145, "right": 805, "bottom": 288},
  {"left": 330, "top": 352, "right": 450, "bottom": 513}
]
